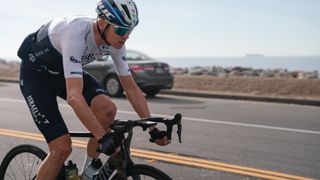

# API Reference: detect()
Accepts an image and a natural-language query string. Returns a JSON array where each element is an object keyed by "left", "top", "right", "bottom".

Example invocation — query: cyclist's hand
[
  {"left": 149, "top": 128, "right": 171, "bottom": 146},
  {"left": 98, "top": 132, "right": 121, "bottom": 155}
]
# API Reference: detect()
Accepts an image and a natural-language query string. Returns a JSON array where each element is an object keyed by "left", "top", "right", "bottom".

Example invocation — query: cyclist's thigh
[{"left": 20, "top": 65, "right": 69, "bottom": 143}]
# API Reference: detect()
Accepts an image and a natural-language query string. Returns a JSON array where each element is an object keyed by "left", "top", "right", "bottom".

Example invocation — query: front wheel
[
  {"left": 112, "top": 164, "right": 172, "bottom": 180},
  {"left": 0, "top": 144, "right": 47, "bottom": 180}
]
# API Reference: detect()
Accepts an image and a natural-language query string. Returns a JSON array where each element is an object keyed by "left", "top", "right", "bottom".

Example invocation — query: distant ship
[{"left": 246, "top": 54, "right": 264, "bottom": 57}]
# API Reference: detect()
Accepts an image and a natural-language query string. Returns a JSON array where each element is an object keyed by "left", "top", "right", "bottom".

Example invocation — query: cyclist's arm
[
  {"left": 110, "top": 46, "right": 151, "bottom": 119},
  {"left": 59, "top": 25, "right": 106, "bottom": 140},
  {"left": 120, "top": 76, "right": 169, "bottom": 145},
  {"left": 110, "top": 47, "right": 164, "bottom": 138},
  {"left": 65, "top": 78, "right": 106, "bottom": 140},
  {"left": 119, "top": 75, "right": 151, "bottom": 119}
]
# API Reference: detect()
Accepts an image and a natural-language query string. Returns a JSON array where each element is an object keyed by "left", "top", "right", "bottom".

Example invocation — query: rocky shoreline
[
  {"left": 1, "top": 60, "right": 320, "bottom": 101},
  {"left": 173, "top": 66, "right": 319, "bottom": 79}
]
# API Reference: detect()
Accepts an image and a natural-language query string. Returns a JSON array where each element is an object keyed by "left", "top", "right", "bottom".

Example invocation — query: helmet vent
[
  {"left": 121, "top": 5, "right": 131, "bottom": 20},
  {"left": 108, "top": 0, "right": 116, "bottom": 7},
  {"left": 108, "top": 0, "right": 118, "bottom": 9}
]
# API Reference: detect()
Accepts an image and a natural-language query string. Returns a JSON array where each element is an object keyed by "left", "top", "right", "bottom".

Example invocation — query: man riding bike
[{"left": 17, "top": 0, "right": 169, "bottom": 179}]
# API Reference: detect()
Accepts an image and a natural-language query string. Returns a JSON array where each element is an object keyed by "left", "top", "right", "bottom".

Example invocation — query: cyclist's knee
[
  {"left": 51, "top": 146, "right": 72, "bottom": 161},
  {"left": 91, "top": 95, "right": 117, "bottom": 126},
  {"left": 99, "top": 101, "right": 117, "bottom": 122},
  {"left": 105, "top": 102, "right": 117, "bottom": 119},
  {"left": 48, "top": 135, "right": 72, "bottom": 162}
]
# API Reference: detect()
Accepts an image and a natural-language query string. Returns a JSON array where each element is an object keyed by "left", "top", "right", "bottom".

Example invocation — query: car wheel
[
  {"left": 145, "top": 89, "right": 160, "bottom": 98},
  {"left": 105, "top": 75, "right": 123, "bottom": 97}
]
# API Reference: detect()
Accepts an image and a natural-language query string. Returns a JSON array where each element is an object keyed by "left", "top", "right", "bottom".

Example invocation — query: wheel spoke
[
  {"left": 27, "top": 152, "right": 31, "bottom": 180},
  {"left": 6, "top": 164, "right": 16, "bottom": 180},
  {"left": 1, "top": 145, "right": 46, "bottom": 180},
  {"left": 13, "top": 156, "right": 24, "bottom": 179},
  {"left": 4, "top": 152, "right": 42, "bottom": 180},
  {"left": 19, "top": 154, "right": 28, "bottom": 179},
  {"left": 27, "top": 153, "right": 38, "bottom": 180}
]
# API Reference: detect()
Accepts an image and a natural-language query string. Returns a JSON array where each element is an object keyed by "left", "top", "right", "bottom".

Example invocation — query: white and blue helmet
[{"left": 96, "top": 0, "right": 139, "bottom": 29}]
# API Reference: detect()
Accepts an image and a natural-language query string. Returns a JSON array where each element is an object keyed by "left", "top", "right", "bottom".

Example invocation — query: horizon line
[{"left": 1, "top": 55, "right": 320, "bottom": 61}]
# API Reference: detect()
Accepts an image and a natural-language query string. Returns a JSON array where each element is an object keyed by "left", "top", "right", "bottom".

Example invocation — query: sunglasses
[{"left": 114, "top": 25, "right": 133, "bottom": 36}]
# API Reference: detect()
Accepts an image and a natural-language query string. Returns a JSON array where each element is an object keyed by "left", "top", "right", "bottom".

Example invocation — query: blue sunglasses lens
[{"left": 114, "top": 27, "right": 131, "bottom": 36}]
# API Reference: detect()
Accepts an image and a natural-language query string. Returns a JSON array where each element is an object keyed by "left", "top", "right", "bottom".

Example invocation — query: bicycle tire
[
  {"left": 111, "top": 164, "right": 172, "bottom": 180},
  {"left": 0, "top": 144, "right": 47, "bottom": 180}
]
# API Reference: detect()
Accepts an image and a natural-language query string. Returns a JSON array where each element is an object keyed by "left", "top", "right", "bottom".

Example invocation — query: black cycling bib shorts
[{"left": 18, "top": 23, "right": 107, "bottom": 143}]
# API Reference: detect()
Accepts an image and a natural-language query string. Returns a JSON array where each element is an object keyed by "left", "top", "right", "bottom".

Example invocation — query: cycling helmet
[{"left": 96, "top": 0, "right": 139, "bottom": 29}]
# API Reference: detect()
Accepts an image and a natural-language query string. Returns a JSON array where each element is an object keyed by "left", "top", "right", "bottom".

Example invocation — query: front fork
[{"left": 108, "top": 130, "right": 134, "bottom": 179}]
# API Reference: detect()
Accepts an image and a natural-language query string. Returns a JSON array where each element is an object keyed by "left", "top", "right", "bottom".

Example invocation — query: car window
[
  {"left": 126, "top": 51, "right": 151, "bottom": 61},
  {"left": 103, "top": 50, "right": 152, "bottom": 61}
]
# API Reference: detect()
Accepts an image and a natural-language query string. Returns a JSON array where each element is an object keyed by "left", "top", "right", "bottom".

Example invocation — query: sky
[{"left": 0, "top": 0, "right": 320, "bottom": 60}]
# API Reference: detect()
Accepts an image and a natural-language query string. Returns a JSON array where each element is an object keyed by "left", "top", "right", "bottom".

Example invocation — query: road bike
[{"left": 0, "top": 113, "right": 182, "bottom": 180}]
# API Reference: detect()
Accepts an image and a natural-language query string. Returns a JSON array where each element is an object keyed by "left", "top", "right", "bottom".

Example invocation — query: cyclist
[{"left": 17, "top": 0, "right": 169, "bottom": 179}]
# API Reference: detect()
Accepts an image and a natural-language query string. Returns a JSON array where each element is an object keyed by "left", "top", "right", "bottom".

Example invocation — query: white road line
[
  {"left": 0, "top": 97, "right": 25, "bottom": 103},
  {"left": 1, "top": 97, "right": 320, "bottom": 135},
  {"left": 117, "top": 110, "right": 320, "bottom": 135}
]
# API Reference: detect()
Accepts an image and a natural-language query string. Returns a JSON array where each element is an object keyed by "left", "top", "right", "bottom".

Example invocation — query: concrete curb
[
  {"left": 0, "top": 79, "right": 19, "bottom": 83},
  {"left": 160, "top": 90, "right": 320, "bottom": 106},
  {"left": 1, "top": 79, "right": 320, "bottom": 106}
]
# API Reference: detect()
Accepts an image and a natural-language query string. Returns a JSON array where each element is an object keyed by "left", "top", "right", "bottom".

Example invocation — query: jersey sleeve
[
  {"left": 110, "top": 45, "right": 131, "bottom": 76},
  {"left": 59, "top": 24, "right": 86, "bottom": 78}
]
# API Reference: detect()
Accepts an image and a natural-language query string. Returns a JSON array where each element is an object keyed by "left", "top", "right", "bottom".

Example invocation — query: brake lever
[
  {"left": 174, "top": 113, "right": 182, "bottom": 143},
  {"left": 164, "top": 113, "right": 182, "bottom": 143},
  {"left": 177, "top": 123, "right": 182, "bottom": 143}
]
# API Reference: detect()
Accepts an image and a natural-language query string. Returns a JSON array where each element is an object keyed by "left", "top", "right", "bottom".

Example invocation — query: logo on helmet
[{"left": 97, "top": 1, "right": 116, "bottom": 19}]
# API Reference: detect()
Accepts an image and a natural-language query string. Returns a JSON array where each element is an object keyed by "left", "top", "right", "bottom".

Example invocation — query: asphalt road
[{"left": 0, "top": 82, "right": 319, "bottom": 180}]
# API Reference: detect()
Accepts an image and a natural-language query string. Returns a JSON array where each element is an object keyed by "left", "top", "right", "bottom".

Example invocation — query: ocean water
[
  {"left": 158, "top": 56, "right": 320, "bottom": 72},
  {"left": 2, "top": 55, "right": 320, "bottom": 72}
]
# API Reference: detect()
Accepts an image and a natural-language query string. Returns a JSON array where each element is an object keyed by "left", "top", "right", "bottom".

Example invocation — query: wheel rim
[
  {"left": 106, "top": 78, "right": 120, "bottom": 95},
  {"left": 4, "top": 152, "right": 43, "bottom": 180},
  {"left": 128, "top": 175, "right": 154, "bottom": 180}
]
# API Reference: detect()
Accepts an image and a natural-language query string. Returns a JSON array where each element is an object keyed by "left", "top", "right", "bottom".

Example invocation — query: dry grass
[
  {"left": 173, "top": 75, "right": 320, "bottom": 100},
  {"left": 0, "top": 66, "right": 19, "bottom": 79}
]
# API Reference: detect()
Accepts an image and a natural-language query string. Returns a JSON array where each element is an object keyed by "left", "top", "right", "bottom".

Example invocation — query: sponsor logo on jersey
[
  {"left": 28, "top": 48, "right": 50, "bottom": 63},
  {"left": 99, "top": 45, "right": 110, "bottom": 53},
  {"left": 29, "top": 53, "right": 36, "bottom": 62},
  {"left": 47, "top": 70, "right": 60, "bottom": 75},
  {"left": 70, "top": 71, "right": 83, "bottom": 75},
  {"left": 82, "top": 53, "right": 96, "bottom": 63},
  {"left": 122, "top": 56, "right": 127, "bottom": 61},
  {"left": 34, "top": 48, "right": 50, "bottom": 57},
  {"left": 70, "top": 56, "right": 81, "bottom": 63},
  {"left": 96, "top": 88, "right": 106, "bottom": 93}
]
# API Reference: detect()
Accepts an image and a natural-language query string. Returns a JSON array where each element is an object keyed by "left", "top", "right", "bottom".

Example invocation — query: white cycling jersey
[{"left": 48, "top": 16, "right": 131, "bottom": 78}]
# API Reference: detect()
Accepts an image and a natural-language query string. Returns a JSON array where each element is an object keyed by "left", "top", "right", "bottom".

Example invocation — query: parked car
[
  {"left": 83, "top": 50, "right": 174, "bottom": 97},
  {"left": 188, "top": 66, "right": 206, "bottom": 75}
]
